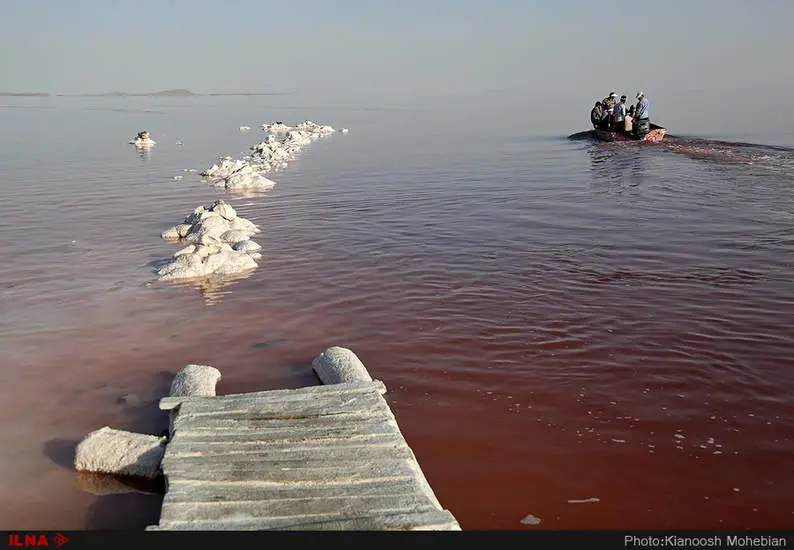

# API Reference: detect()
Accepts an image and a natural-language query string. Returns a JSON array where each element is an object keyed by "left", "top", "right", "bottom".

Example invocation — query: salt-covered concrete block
[
  {"left": 312, "top": 346, "right": 373, "bottom": 385},
  {"left": 169, "top": 364, "right": 222, "bottom": 397},
  {"left": 74, "top": 427, "right": 166, "bottom": 479}
]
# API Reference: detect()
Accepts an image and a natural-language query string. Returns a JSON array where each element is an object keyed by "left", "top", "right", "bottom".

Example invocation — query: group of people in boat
[{"left": 590, "top": 91, "right": 650, "bottom": 137}]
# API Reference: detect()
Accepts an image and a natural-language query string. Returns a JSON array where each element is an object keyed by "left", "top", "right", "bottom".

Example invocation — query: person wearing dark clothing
[
  {"left": 590, "top": 101, "right": 606, "bottom": 129},
  {"left": 614, "top": 95, "right": 629, "bottom": 131},
  {"left": 602, "top": 92, "right": 618, "bottom": 128}
]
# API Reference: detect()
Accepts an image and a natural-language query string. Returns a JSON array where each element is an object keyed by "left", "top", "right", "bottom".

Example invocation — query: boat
[{"left": 594, "top": 123, "right": 666, "bottom": 143}]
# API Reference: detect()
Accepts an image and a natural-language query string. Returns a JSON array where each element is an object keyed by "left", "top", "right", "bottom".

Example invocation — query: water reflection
[
  {"left": 162, "top": 271, "right": 256, "bottom": 306},
  {"left": 222, "top": 187, "right": 276, "bottom": 200},
  {"left": 588, "top": 143, "right": 648, "bottom": 188},
  {"left": 135, "top": 146, "right": 153, "bottom": 162}
]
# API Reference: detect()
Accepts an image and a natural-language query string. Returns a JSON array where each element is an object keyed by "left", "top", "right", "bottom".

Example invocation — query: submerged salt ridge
[
  {"left": 157, "top": 200, "right": 262, "bottom": 281},
  {"left": 201, "top": 121, "right": 337, "bottom": 190}
]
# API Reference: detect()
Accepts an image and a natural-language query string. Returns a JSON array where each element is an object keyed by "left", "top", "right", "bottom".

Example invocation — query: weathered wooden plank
[
  {"left": 152, "top": 377, "right": 459, "bottom": 531},
  {"left": 172, "top": 418, "right": 397, "bottom": 437},
  {"left": 173, "top": 390, "right": 387, "bottom": 419},
  {"left": 163, "top": 457, "right": 419, "bottom": 483},
  {"left": 169, "top": 427, "right": 401, "bottom": 446},
  {"left": 163, "top": 477, "right": 426, "bottom": 503},
  {"left": 162, "top": 450, "right": 415, "bottom": 475},
  {"left": 159, "top": 495, "right": 440, "bottom": 522},
  {"left": 176, "top": 391, "right": 389, "bottom": 417},
  {"left": 172, "top": 410, "right": 397, "bottom": 434},
  {"left": 162, "top": 442, "right": 413, "bottom": 471},
  {"left": 154, "top": 508, "right": 460, "bottom": 530},
  {"left": 160, "top": 380, "right": 387, "bottom": 411},
  {"left": 166, "top": 432, "right": 405, "bottom": 455}
]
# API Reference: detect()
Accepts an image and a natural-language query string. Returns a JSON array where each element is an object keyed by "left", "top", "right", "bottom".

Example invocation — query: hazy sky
[{"left": 2, "top": 0, "right": 793, "bottom": 99}]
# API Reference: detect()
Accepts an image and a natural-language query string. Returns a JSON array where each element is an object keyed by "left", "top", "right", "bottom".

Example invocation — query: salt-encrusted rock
[
  {"left": 74, "top": 427, "right": 166, "bottom": 479},
  {"left": 161, "top": 226, "right": 181, "bottom": 240},
  {"left": 169, "top": 364, "right": 222, "bottom": 397},
  {"left": 183, "top": 206, "right": 206, "bottom": 225},
  {"left": 162, "top": 222, "right": 198, "bottom": 241},
  {"left": 239, "top": 126, "right": 251, "bottom": 131},
  {"left": 233, "top": 240, "right": 261, "bottom": 253},
  {"left": 157, "top": 200, "right": 262, "bottom": 281},
  {"left": 213, "top": 200, "right": 237, "bottom": 221},
  {"left": 312, "top": 346, "right": 373, "bottom": 385},
  {"left": 183, "top": 214, "right": 230, "bottom": 243},
  {"left": 229, "top": 217, "right": 258, "bottom": 233},
  {"left": 198, "top": 233, "right": 222, "bottom": 246},
  {"left": 175, "top": 223, "right": 193, "bottom": 237},
  {"left": 200, "top": 158, "right": 277, "bottom": 190},
  {"left": 173, "top": 244, "right": 196, "bottom": 257},
  {"left": 262, "top": 121, "right": 293, "bottom": 132},
  {"left": 203, "top": 248, "right": 258, "bottom": 274},
  {"left": 129, "top": 130, "right": 156, "bottom": 148},
  {"left": 220, "top": 229, "right": 251, "bottom": 245},
  {"left": 156, "top": 242, "right": 258, "bottom": 280},
  {"left": 296, "top": 121, "right": 336, "bottom": 134}
]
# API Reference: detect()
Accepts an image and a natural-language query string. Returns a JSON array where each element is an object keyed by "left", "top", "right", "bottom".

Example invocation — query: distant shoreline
[
  {"left": 2, "top": 89, "right": 291, "bottom": 98},
  {"left": 0, "top": 92, "right": 50, "bottom": 97}
]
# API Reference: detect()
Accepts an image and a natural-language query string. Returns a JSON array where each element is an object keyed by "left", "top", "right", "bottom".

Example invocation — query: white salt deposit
[
  {"left": 201, "top": 157, "right": 277, "bottom": 190},
  {"left": 200, "top": 120, "right": 339, "bottom": 190},
  {"left": 262, "top": 122, "right": 293, "bottom": 132},
  {"left": 239, "top": 126, "right": 251, "bottom": 131},
  {"left": 157, "top": 200, "right": 261, "bottom": 281},
  {"left": 129, "top": 130, "right": 156, "bottom": 148},
  {"left": 567, "top": 497, "right": 601, "bottom": 504},
  {"left": 520, "top": 514, "right": 541, "bottom": 525}
]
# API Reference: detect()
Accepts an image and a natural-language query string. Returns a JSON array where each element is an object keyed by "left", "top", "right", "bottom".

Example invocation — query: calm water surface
[{"left": 1, "top": 94, "right": 792, "bottom": 530}]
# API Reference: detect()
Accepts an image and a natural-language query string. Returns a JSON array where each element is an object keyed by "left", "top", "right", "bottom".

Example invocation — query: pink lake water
[{"left": 1, "top": 92, "right": 793, "bottom": 530}]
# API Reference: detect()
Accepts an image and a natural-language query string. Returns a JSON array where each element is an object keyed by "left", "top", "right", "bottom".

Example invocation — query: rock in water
[
  {"left": 312, "top": 346, "right": 372, "bottom": 384},
  {"left": 74, "top": 427, "right": 166, "bottom": 479},
  {"left": 169, "top": 364, "right": 222, "bottom": 397}
]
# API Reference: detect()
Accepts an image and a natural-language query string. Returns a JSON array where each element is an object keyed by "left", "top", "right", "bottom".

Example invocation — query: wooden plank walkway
[{"left": 147, "top": 380, "right": 460, "bottom": 530}]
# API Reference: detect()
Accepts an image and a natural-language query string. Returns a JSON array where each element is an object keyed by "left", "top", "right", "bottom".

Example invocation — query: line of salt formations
[
  {"left": 200, "top": 121, "right": 337, "bottom": 191},
  {"left": 157, "top": 199, "right": 262, "bottom": 281}
]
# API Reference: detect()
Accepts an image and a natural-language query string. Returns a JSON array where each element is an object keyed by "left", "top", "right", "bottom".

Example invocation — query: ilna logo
[{"left": 7, "top": 533, "right": 69, "bottom": 547}]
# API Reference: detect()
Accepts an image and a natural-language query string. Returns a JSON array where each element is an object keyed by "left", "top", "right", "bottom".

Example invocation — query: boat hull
[{"left": 594, "top": 123, "right": 666, "bottom": 143}]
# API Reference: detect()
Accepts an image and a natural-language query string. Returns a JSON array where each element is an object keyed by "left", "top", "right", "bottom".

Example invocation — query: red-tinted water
[{"left": 1, "top": 96, "right": 792, "bottom": 530}]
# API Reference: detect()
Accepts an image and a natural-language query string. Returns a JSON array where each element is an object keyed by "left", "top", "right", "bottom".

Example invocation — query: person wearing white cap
[
  {"left": 614, "top": 95, "right": 630, "bottom": 132},
  {"left": 633, "top": 91, "right": 650, "bottom": 137}
]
